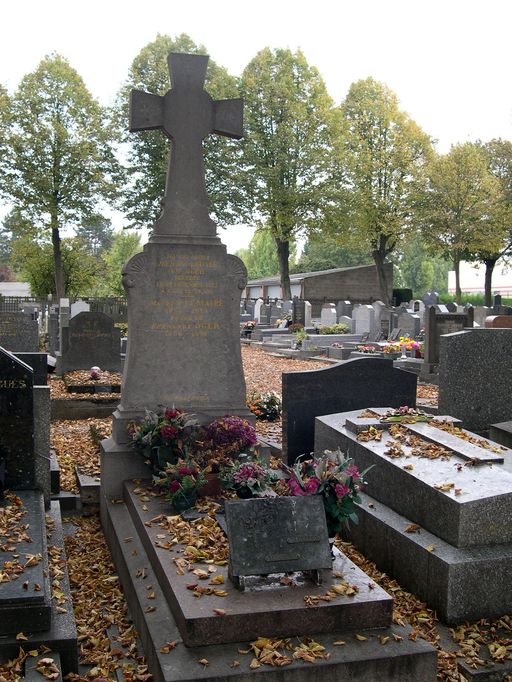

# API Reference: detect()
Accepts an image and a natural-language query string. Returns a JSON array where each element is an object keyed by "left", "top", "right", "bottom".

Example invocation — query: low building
[{"left": 245, "top": 263, "right": 393, "bottom": 315}]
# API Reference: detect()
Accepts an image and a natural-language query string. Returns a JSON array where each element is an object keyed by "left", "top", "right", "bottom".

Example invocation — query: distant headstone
[
  {"left": 423, "top": 306, "right": 474, "bottom": 367},
  {"left": 0, "top": 349, "right": 35, "bottom": 489},
  {"left": 397, "top": 310, "right": 421, "bottom": 339},
  {"left": 283, "top": 357, "right": 417, "bottom": 462},
  {"left": 439, "top": 329, "right": 512, "bottom": 431},
  {"left": 320, "top": 303, "right": 337, "bottom": 326},
  {"left": 336, "top": 300, "right": 353, "bottom": 319},
  {"left": 353, "top": 305, "right": 375, "bottom": 335},
  {"left": 422, "top": 291, "right": 439, "bottom": 307},
  {"left": 225, "top": 496, "right": 331, "bottom": 581},
  {"left": 445, "top": 302, "right": 457, "bottom": 313},
  {"left": 57, "top": 311, "right": 121, "bottom": 372},
  {"left": 253, "top": 298, "right": 263, "bottom": 323},
  {"left": 485, "top": 315, "right": 512, "bottom": 328},
  {"left": 0, "top": 312, "right": 39, "bottom": 352},
  {"left": 388, "top": 327, "right": 402, "bottom": 341},
  {"left": 70, "top": 300, "right": 91, "bottom": 318}
]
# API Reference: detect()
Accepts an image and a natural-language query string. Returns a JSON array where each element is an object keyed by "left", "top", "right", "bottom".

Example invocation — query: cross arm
[
  {"left": 213, "top": 99, "right": 244, "bottom": 139},
  {"left": 129, "top": 90, "right": 164, "bottom": 132}
]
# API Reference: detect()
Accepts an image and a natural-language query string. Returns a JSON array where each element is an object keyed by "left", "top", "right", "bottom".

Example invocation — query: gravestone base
[
  {"left": 100, "top": 486, "right": 437, "bottom": 681},
  {"left": 100, "top": 437, "right": 152, "bottom": 499},
  {"left": 315, "top": 409, "right": 512, "bottom": 623}
]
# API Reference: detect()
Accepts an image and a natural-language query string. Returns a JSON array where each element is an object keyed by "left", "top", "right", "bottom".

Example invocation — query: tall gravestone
[
  {"left": 57, "top": 311, "right": 121, "bottom": 372},
  {"left": 0, "top": 311, "right": 39, "bottom": 352},
  {"left": 102, "top": 53, "right": 251, "bottom": 496},
  {"left": 0, "top": 349, "right": 35, "bottom": 491}
]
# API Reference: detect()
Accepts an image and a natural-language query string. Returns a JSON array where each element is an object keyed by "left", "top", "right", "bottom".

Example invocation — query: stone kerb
[{"left": 438, "top": 328, "right": 512, "bottom": 431}]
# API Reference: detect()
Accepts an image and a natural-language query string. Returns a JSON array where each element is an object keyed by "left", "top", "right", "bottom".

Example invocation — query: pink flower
[
  {"left": 178, "top": 467, "right": 194, "bottom": 477},
  {"left": 169, "top": 480, "right": 181, "bottom": 493},
  {"left": 165, "top": 408, "right": 180, "bottom": 420},
  {"left": 161, "top": 425, "right": 178, "bottom": 439},
  {"left": 335, "top": 483, "right": 350, "bottom": 499},
  {"left": 345, "top": 465, "right": 360, "bottom": 480},
  {"left": 288, "top": 477, "right": 306, "bottom": 496},
  {"left": 304, "top": 477, "right": 320, "bottom": 494}
]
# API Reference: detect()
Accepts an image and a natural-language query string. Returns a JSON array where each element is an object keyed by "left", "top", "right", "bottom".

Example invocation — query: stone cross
[{"left": 130, "top": 52, "right": 243, "bottom": 238}]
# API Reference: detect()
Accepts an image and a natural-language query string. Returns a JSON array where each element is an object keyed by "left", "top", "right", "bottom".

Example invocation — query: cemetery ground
[{"left": 2, "top": 347, "right": 509, "bottom": 681}]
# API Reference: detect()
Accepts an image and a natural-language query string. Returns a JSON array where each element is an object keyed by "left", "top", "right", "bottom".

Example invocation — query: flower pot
[
  {"left": 198, "top": 472, "right": 222, "bottom": 498},
  {"left": 235, "top": 486, "right": 253, "bottom": 499},
  {"left": 172, "top": 491, "right": 197, "bottom": 512}
]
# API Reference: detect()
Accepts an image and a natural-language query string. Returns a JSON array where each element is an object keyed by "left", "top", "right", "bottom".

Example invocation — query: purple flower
[
  {"left": 345, "top": 465, "right": 360, "bottom": 480},
  {"left": 335, "top": 483, "right": 350, "bottom": 499}
]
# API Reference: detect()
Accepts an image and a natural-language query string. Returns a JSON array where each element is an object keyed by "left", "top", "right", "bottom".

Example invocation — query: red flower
[
  {"left": 161, "top": 425, "right": 178, "bottom": 439},
  {"left": 335, "top": 483, "right": 350, "bottom": 499},
  {"left": 169, "top": 480, "right": 181, "bottom": 493},
  {"left": 165, "top": 408, "right": 180, "bottom": 420},
  {"left": 178, "top": 467, "right": 194, "bottom": 477}
]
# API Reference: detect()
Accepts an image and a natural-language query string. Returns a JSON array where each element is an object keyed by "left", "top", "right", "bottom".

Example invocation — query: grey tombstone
[
  {"left": 388, "top": 327, "right": 402, "bottom": 341},
  {"left": 435, "top": 304, "right": 450, "bottom": 314},
  {"left": 57, "top": 311, "right": 121, "bottom": 373},
  {"left": 397, "top": 310, "right": 421, "bottom": 339},
  {"left": 282, "top": 357, "right": 417, "bottom": 463},
  {"left": 253, "top": 298, "right": 263, "bottom": 323},
  {"left": 336, "top": 300, "right": 353, "bottom": 319},
  {"left": 58, "top": 298, "right": 70, "bottom": 353},
  {"left": 259, "top": 303, "right": 272, "bottom": 325},
  {"left": 282, "top": 299, "right": 293, "bottom": 317},
  {"left": 422, "top": 291, "right": 439, "bottom": 306},
  {"left": 372, "top": 300, "right": 386, "bottom": 332},
  {"left": 337, "top": 315, "right": 353, "bottom": 332},
  {"left": 304, "top": 300, "right": 312, "bottom": 327},
  {"left": 245, "top": 299, "right": 255, "bottom": 318},
  {"left": 439, "top": 328, "right": 512, "bottom": 432},
  {"left": 270, "top": 302, "right": 282, "bottom": 324},
  {"left": 48, "top": 305, "right": 60, "bottom": 354},
  {"left": 102, "top": 53, "right": 251, "bottom": 496},
  {"left": 0, "top": 349, "right": 35, "bottom": 490},
  {"left": 353, "top": 304, "right": 375, "bottom": 335},
  {"left": 70, "top": 300, "right": 91, "bottom": 318},
  {"left": 225, "top": 496, "right": 331, "bottom": 584},
  {"left": 423, "top": 306, "right": 474, "bottom": 367},
  {"left": 445, "top": 302, "right": 457, "bottom": 313},
  {"left": 320, "top": 302, "right": 337, "bottom": 326},
  {"left": 0, "top": 311, "right": 39, "bottom": 352}
]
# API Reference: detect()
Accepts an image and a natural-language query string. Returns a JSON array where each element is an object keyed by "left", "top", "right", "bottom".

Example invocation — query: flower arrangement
[
  {"left": 90, "top": 366, "right": 101, "bottom": 380},
  {"left": 129, "top": 407, "right": 200, "bottom": 471},
  {"left": 158, "top": 460, "right": 206, "bottom": 510},
  {"left": 247, "top": 391, "right": 282, "bottom": 421},
  {"left": 379, "top": 406, "right": 432, "bottom": 423},
  {"left": 285, "top": 450, "right": 371, "bottom": 536},
  {"left": 288, "top": 323, "right": 304, "bottom": 333},
  {"left": 398, "top": 336, "right": 420, "bottom": 351},
  {"left": 243, "top": 320, "right": 256, "bottom": 330},
  {"left": 204, "top": 415, "right": 257, "bottom": 453},
  {"left": 220, "top": 456, "right": 276, "bottom": 498},
  {"left": 356, "top": 345, "right": 378, "bottom": 354},
  {"left": 383, "top": 343, "right": 401, "bottom": 354}
]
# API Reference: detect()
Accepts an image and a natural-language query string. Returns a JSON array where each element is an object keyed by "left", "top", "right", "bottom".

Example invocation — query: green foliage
[
  {"left": 292, "top": 234, "right": 370, "bottom": 273},
  {"left": 393, "top": 233, "right": 450, "bottom": 296},
  {"left": 236, "top": 227, "right": 296, "bottom": 279},
  {"left": 417, "top": 142, "right": 504, "bottom": 299},
  {"left": 438, "top": 292, "right": 512, "bottom": 307},
  {"left": 0, "top": 84, "right": 11, "bottom": 196},
  {"left": 3, "top": 54, "right": 122, "bottom": 298},
  {"left": 319, "top": 323, "right": 349, "bottom": 335},
  {"left": 330, "top": 78, "right": 433, "bottom": 304},
  {"left": 97, "top": 231, "right": 142, "bottom": 295},
  {"left": 10, "top": 237, "right": 98, "bottom": 297},
  {"left": 240, "top": 48, "right": 338, "bottom": 298},
  {"left": 74, "top": 213, "right": 114, "bottom": 256},
  {"left": 117, "top": 34, "right": 247, "bottom": 229}
]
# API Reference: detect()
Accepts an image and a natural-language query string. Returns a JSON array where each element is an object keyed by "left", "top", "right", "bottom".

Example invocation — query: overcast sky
[{"left": 1, "top": 0, "right": 511, "bottom": 252}]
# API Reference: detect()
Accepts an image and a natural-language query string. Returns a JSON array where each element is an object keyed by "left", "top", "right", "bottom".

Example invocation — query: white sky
[{"left": 1, "top": 0, "right": 511, "bottom": 253}]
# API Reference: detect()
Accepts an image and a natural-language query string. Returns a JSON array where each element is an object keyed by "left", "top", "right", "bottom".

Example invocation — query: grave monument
[{"left": 100, "top": 52, "right": 436, "bottom": 681}]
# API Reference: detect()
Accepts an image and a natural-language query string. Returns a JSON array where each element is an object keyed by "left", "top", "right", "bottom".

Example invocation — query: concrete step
[
  {"left": 75, "top": 466, "right": 100, "bottom": 507},
  {"left": 50, "top": 491, "right": 81, "bottom": 514},
  {"left": 24, "top": 651, "right": 62, "bottom": 680},
  {"left": 101, "top": 492, "right": 437, "bottom": 681},
  {"left": 346, "top": 490, "right": 512, "bottom": 625}
]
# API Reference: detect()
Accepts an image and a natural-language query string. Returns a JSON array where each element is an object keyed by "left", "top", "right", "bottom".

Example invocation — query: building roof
[
  {"left": 0, "top": 281, "right": 32, "bottom": 296},
  {"left": 246, "top": 264, "right": 373, "bottom": 286}
]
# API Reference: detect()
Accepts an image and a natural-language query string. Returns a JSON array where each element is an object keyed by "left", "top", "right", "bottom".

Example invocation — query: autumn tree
[
  {"left": 330, "top": 78, "right": 432, "bottom": 305},
  {"left": 3, "top": 54, "right": 121, "bottom": 300},
  {"left": 418, "top": 143, "right": 504, "bottom": 301},
  {"left": 475, "top": 139, "right": 512, "bottom": 304},
  {"left": 240, "top": 48, "right": 337, "bottom": 299},
  {"left": 116, "top": 33, "right": 248, "bottom": 229}
]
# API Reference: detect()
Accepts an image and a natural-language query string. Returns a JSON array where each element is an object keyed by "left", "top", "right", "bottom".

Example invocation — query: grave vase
[
  {"left": 235, "top": 485, "right": 254, "bottom": 499},
  {"left": 198, "top": 472, "right": 222, "bottom": 498},
  {"left": 172, "top": 491, "right": 197, "bottom": 512}
]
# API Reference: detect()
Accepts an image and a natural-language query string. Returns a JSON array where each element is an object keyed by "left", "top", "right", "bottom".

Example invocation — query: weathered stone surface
[
  {"left": 0, "top": 348, "right": 35, "bottom": 489},
  {"left": 0, "top": 312, "right": 39, "bottom": 352},
  {"left": 123, "top": 481, "right": 392, "bottom": 647},
  {"left": 57, "top": 311, "right": 121, "bottom": 373},
  {"left": 315, "top": 409, "right": 512, "bottom": 548},
  {"left": 346, "top": 491, "right": 512, "bottom": 624},
  {"left": 0, "top": 491, "right": 51, "bottom": 634},
  {"left": 283, "top": 357, "right": 417, "bottom": 463},
  {"left": 438, "top": 328, "right": 512, "bottom": 432},
  {"left": 225, "top": 496, "right": 331, "bottom": 577},
  {"left": 103, "top": 493, "right": 437, "bottom": 681}
]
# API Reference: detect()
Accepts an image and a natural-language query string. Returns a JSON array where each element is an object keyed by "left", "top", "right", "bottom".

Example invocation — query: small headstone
[
  {"left": 388, "top": 327, "right": 402, "bottom": 341},
  {"left": 422, "top": 291, "right": 439, "bottom": 306},
  {"left": 253, "top": 298, "right": 263, "bottom": 323},
  {"left": 353, "top": 305, "right": 375, "bottom": 335},
  {"left": 423, "top": 306, "right": 474, "bottom": 366},
  {"left": 57, "top": 311, "right": 121, "bottom": 372},
  {"left": 70, "top": 300, "right": 91, "bottom": 318},
  {"left": 445, "top": 302, "right": 457, "bottom": 313},
  {"left": 320, "top": 303, "right": 337, "bottom": 326},
  {"left": 397, "top": 311, "right": 421, "bottom": 339},
  {"left": 0, "top": 349, "right": 35, "bottom": 489},
  {"left": 225, "top": 496, "right": 331, "bottom": 580},
  {"left": 0, "top": 311, "right": 39, "bottom": 352},
  {"left": 336, "top": 300, "right": 353, "bottom": 318}
]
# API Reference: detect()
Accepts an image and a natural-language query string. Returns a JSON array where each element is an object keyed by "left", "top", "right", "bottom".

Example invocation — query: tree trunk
[
  {"left": 453, "top": 256, "right": 461, "bottom": 302},
  {"left": 483, "top": 257, "right": 497, "bottom": 307},
  {"left": 51, "top": 212, "right": 65, "bottom": 300},
  {"left": 371, "top": 247, "right": 391, "bottom": 306},
  {"left": 276, "top": 238, "right": 291, "bottom": 300}
]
